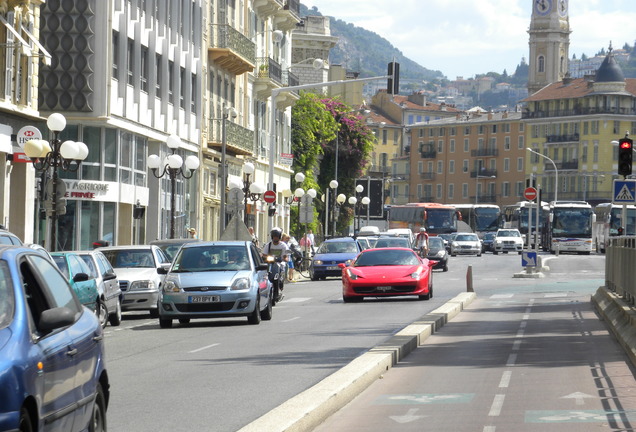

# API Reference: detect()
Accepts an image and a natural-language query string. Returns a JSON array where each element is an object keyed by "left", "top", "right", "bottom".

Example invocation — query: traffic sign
[
  {"left": 263, "top": 190, "right": 276, "bottom": 203},
  {"left": 613, "top": 179, "right": 636, "bottom": 204},
  {"left": 524, "top": 187, "right": 537, "bottom": 201}
]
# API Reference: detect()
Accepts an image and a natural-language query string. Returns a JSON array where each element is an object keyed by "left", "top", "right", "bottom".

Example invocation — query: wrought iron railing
[
  {"left": 209, "top": 24, "right": 255, "bottom": 65},
  {"left": 208, "top": 119, "right": 255, "bottom": 154}
]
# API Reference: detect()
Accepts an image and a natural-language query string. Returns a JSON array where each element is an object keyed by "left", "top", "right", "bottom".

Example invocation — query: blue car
[
  {"left": 0, "top": 246, "right": 109, "bottom": 431},
  {"left": 310, "top": 237, "right": 362, "bottom": 281}
]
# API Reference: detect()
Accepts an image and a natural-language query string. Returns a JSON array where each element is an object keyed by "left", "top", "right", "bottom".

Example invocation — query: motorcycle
[{"left": 265, "top": 255, "right": 286, "bottom": 305}]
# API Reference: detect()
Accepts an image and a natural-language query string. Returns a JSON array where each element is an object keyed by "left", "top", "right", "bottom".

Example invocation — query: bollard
[
  {"left": 555, "top": 241, "right": 559, "bottom": 256},
  {"left": 466, "top": 265, "right": 474, "bottom": 292}
]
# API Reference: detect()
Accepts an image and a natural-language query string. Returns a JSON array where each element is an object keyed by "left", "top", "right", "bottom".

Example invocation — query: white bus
[
  {"left": 593, "top": 203, "right": 636, "bottom": 253},
  {"left": 542, "top": 201, "right": 595, "bottom": 254}
]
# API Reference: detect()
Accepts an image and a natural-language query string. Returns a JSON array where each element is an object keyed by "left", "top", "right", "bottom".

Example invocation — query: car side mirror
[
  {"left": 256, "top": 263, "right": 268, "bottom": 271},
  {"left": 73, "top": 272, "right": 89, "bottom": 282},
  {"left": 103, "top": 270, "right": 117, "bottom": 281},
  {"left": 39, "top": 307, "right": 75, "bottom": 332},
  {"left": 157, "top": 265, "right": 169, "bottom": 275},
  {"left": 337, "top": 263, "right": 346, "bottom": 269}
]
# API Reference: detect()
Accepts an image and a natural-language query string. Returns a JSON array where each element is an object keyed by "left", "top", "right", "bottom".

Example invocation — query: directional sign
[
  {"left": 522, "top": 251, "right": 537, "bottom": 267},
  {"left": 263, "top": 190, "right": 276, "bottom": 203},
  {"left": 524, "top": 187, "right": 538, "bottom": 201},
  {"left": 613, "top": 179, "right": 636, "bottom": 204}
]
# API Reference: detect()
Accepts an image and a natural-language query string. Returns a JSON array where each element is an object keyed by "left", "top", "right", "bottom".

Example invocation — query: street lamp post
[
  {"left": 360, "top": 196, "right": 371, "bottom": 229},
  {"left": 527, "top": 148, "right": 558, "bottom": 203},
  {"left": 329, "top": 180, "right": 338, "bottom": 236},
  {"left": 147, "top": 134, "right": 200, "bottom": 239},
  {"left": 220, "top": 107, "right": 238, "bottom": 234},
  {"left": 24, "top": 113, "right": 89, "bottom": 251},
  {"left": 241, "top": 162, "right": 265, "bottom": 225},
  {"left": 348, "top": 196, "right": 357, "bottom": 234}
]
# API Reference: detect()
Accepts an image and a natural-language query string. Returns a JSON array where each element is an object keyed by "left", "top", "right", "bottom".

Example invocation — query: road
[{"left": 104, "top": 252, "right": 608, "bottom": 431}]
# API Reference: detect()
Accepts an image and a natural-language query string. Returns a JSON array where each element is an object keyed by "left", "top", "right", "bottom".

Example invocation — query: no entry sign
[
  {"left": 263, "top": 190, "right": 276, "bottom": 203},
  {"left": 524, "top": 187, "right": 537, "bottom": 201}
]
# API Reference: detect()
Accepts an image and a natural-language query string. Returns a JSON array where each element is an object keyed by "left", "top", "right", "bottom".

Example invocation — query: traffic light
[
  {"left": 618, "top": 137, "right": 633, "bottom": 176},
  {"left": 387, "top": 62, "right": 400, "bottom": 95}
]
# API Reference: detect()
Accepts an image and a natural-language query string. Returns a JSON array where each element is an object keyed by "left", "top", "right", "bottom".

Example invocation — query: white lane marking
[
  {"left": 490, "top": 294, "right": 514, "bottom": 299},
  {"left": 489, "top": 394, "right": 506, "bottom": 416},
  {"left": 483, "top": 427, "right": 496, "bottom": 432},
  {"left": 544, "top": 293, "right": 568, "bottom": 298},
  {"left": 499, "top": 371, "right": 512, "bottom": 388},
  {"left": 506, "top": 353, "right": 517, "bottom": 367},
  {"left": 189, "top": 343, "right": 220, "bottom": 354},
  {"left": 523, "top": 314, "right": 530, "bottom": 320},
  {"left": 282, "top": 317, "right": 300, "bottom": 323},
  {"left": 516, "top": 330, "right": 525, "bottom": 338},
  {"left": 283, "top": 297, "right": 311, "bottom": 303},
  {"left": 512, "top": 340, "right": 522, "bottom": 351}
]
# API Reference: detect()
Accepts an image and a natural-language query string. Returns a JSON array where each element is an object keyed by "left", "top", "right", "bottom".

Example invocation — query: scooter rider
[{"left": 262, "top": 227, "right": 289, "bottom": 301}]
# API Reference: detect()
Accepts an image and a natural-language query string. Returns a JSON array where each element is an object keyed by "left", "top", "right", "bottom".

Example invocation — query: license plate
[
  {"left": 190, "top": 296, "right": 220, "bottom": 303},
  {"left": 327, "top": 266, "right": 339, "bottom": 270},
  {"left": 377, "top": 286, "right": 392, "bottom": 291}
]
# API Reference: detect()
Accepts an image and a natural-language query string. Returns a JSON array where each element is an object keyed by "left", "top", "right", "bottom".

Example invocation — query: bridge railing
[{"left": 606, "top": 236, "right": 636, "bottom": 304}]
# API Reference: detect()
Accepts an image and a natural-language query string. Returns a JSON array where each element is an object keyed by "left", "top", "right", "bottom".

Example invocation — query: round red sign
[
  {"left": 524, "top": 187, "right": 538, "bottom": 201},
  {"left": 263, "top": 190, "right": 276, "bottom": 203}
]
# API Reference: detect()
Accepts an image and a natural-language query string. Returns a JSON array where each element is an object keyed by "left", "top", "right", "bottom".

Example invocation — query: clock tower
[{"left": 528, "top": 0, "right": 571, "bottom": 94}]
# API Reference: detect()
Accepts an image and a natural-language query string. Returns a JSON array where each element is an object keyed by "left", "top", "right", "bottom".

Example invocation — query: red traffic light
[{"left": 620, "top": 140, "right": 632, "bottom": 149}]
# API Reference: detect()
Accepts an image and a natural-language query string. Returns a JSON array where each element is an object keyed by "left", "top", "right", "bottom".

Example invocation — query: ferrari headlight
[
  {"left": 411, "top": 269, "right": 423, "bottom": 280},
  {"left": 346, "top": 268, "right": 358, "bottom": 280},
  {"left": 231, "top": 277, "right": 250, "bottom": 291},
  {"left": 129, "top": 280, "right": 157, "bottom": 291},
  {"left": 163, "top": 279, "right": 181, "bottom": 293}
]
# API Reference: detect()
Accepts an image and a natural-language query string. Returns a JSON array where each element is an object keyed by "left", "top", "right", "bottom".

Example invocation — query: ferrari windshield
[{"left": 354, "top": 249, "right": 419, "bottom": 266}]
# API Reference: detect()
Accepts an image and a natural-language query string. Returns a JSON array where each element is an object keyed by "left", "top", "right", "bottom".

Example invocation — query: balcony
[
  {"left": 274, "top": 0, "right": 301, "bottom": 31},
  {"left": 253, "top": 0, "right": 283, "bottom": 18},
  {"left": 369, "top": 165, "right": 390, "bottom": 174},
  {"left": 207, "top": 119, "right": 255, "bottom": 157},
  {"left": 208, "top": 25, "right": 255, "bottom": 75},
  {"left": 418, "top": 196, "right": 436, "bottom": 203},
  {"left": 522, "top": 107, "right": 636, "bottom": 119},
  {"left": 419, "top": 172, "right": 436, "bottom": 180},
  {"left": 472, "top": 194, "right": 497, "bottom": 204},
  {"left": 546, "top": 160, "right": 578, "bottom": 170},
  {"left": 420, "top": 150, "right": 437, "bottom": 159},
  {"left": 545, "top": 133, "right": 580, "bottom": 144},
  {"left": 471, "top": 148, "right": 499, "bottom": 157},
  {"left": 254, "top": 57, "right": 283, "bottom": 99},
  {"left": 470, "top": 169, "right": 497, "bottom": 178}
]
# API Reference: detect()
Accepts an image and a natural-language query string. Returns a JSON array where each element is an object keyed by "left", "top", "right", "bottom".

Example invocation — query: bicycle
[{"left": 295, "top": 251, "right": 313, "bottom": 278}]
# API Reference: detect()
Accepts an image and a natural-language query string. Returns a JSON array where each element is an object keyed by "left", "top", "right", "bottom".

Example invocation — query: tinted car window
[{"left": 0, "top": 262, "right": 13, "bottom": 328}]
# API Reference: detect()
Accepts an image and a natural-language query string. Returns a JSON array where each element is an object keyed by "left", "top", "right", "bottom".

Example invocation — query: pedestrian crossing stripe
[{"left": 616, "top": 184, "right": 634, "bottom": 201}]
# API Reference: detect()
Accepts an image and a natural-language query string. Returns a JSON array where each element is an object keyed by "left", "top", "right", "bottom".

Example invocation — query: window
[
  {"left": 504, "top": 136, "right": 510, "bottom": 150},
  {"left": 449, "top": 160, "right": 455, "bottom": 174},
  {"left": 464, "top": 138, "right": 469, "bottom": 152},
  {"left": 538, "top": 55, "right": 545, "bottom": 73},
  {"left": 418, "top": 161, "right": 423, "bottom": 174},
  {"left": 591, "top": 121, "right": 599, "bottom": 134},
  {"left": 448, "top": 184, "right": 454, "bottom": 200},
  {"left": 180, "top": 67, "right": 186, "bottom": 109},
  {"left": 141, "top": 46, "right": 149, "bottom": 92},
  {"left": 437, "top": 161, "right": 443, "bottom": 174},
  {"left": 393, "top": 129, "right": 399, "bottom": 145},
  {"left": 464, "top": 126, "right": 471, "bottom": 135},
  {"left": 502, "top": 182, "right": 510, "bottom": 197},
  {"left": 463, "top": 159, "right": 469, "bottom": 173},
  {"left": 112, "top": 32, "right": 119, "bottom": 80},
  {"left": 436, "top": 184, "right": 442, "bottom": 199},
  {"left": 593, "top": 140, "right": 599, "bottom": 163},
  {"left": 462, "top": 183, "right": 468, "bottom": 199},
  {"left": 127, "top": 38, "right": 134, "bottom": 85},
  {"left": 437, "top": 140, "right": 443, "bottom": 153},
  {"left": 517, "top": 157, "right": 524, "bottom": 171},
  {"left": 518, "top": 135, "right": 524, "bottom": 149},
  {"left": 168, "top": 60, "right": 174, "bottom": 101},
  {"left": 504, "top": 158, "right": 510, "bottom": 172},
  {"left": 450, "top": 139, "right": 455, "bottom": 153},
  {"left": 156, "top": 54, "right": 162, "bottom": 94}
]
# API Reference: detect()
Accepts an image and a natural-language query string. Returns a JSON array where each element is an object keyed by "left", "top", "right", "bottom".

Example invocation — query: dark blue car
[
  {"left": 310, "top": 237, "right": 361, "bottom": 281},
  {"left": 0, "top": 246, "right": 109, "bottom": 431}
]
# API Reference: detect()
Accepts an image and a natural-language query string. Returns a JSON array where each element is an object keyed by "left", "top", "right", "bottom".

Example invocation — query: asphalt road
[{"left": 103, "top": 252, "right": 608, "bottom": 431}]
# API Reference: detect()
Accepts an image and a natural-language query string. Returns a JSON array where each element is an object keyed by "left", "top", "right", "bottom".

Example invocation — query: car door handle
[
  {"left": 93, "top": 334, "right": 103, "bottom": 342},
  {"left": 66, "top": 347, "right": 78, "bottom": 356}
]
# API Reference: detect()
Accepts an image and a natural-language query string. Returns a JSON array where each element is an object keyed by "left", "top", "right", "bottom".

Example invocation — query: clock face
[
  {"left": 558, "top": 0, "right": 568, "bottom": 17},
  {"left": 534, "top": 0, "right": 552, "bottom": 16}
]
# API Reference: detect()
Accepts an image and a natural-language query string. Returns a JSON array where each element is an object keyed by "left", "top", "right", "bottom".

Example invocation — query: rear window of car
[
  {"left": 103, "top": 250, "right": 156, "bottom": 268},
  {"left": 0, "top": 262, "right": 13, "bottom": 328}
]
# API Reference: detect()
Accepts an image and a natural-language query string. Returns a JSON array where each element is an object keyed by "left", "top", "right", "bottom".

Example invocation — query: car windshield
[
  {"left": 318, "top": 241, "right": 358, "bottom": 254},
  {"left": 354, "top": 249, "right": 420, "bottom": 267},
  {"left": 455, "top": 234, "right": 478, "bottom": 242},
  {"left": 428, "top": 237, "right": 444, "bottom": 249},
  {"left": 0, "top": 262, "right": 13, "bottom": 328},
  {"left": 374, "top": 238, "right": 411, "bottom": 248},
  {"left": 103, "top": 250, "right": 156, "bottom": 268},
  {"left": 498, "top": 230, "right": 520, "bottom": 237},
  {"left": 173, "top": 246, "right": 251, "bottom": 272}
]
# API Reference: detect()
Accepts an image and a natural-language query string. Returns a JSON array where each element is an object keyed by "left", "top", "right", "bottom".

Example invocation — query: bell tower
[{"left": 528, "top": 0, "right": 571, "bottom": 94}]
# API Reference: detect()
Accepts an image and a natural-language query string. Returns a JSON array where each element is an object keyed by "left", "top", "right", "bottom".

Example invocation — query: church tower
[{"left": 528, "top": 0, "right": 571, "bottom": 94}]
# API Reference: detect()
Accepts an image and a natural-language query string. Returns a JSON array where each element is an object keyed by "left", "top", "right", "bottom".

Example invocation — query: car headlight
[
  {"left": 344, "top": 259, "right": 353, "bottom": 266},
  {"left": 452, "top": 242, "right": 458, "bottom": 247},
  {"left": 231, "top": 277, "right": 250, "bottom": 291},
  {"left": 436, "top": 251, "right": 446, "bottom": 257},
  {"left": 163, "top": 279, "right": 181, "bottom": 293},
  {"left": 411, "top": 269, "right": 423, "bottom": 280},
  {"left": 346, "top": 268, "right": 358, "bottom": 280},
  {"left": 129, "top": 280, "right": 157, "bottom": 291},
  {"left": 313, "top": 260, "right": 323, "bottom": 265}
]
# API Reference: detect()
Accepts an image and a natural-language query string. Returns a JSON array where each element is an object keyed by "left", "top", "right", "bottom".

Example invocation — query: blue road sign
[
  {"left": 522, "top": 251, "right": 537, "bottom": 267},
  {"left": 613, "top": 179, "right": 636, "bottom": 204}
]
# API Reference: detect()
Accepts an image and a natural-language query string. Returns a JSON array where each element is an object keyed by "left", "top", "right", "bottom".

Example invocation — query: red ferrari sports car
[{"left": 338, "top": 247, "right": 436, "bottom": 302}]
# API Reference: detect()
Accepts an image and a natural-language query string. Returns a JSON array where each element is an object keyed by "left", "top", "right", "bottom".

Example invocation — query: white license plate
[
  {"left": 377, "top": 286, "right": 392, "bottom": 291},
  {"left": 190, "top": 296, "right": 221, "bottom": 303},
  {"left": 327, "top": 266, "right": 339, "bottom": 270}
]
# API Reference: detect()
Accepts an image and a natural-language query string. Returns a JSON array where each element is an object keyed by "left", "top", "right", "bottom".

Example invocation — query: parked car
[
  {"left": 99, "top": 245, "right": 171, "bottom": 317},
  {"left": 0, "top": 229, "right": 23, "bottom": 245},
  {"left": 150, "top": 238, "right": 201, "bottom": 262},
  {"left": 385, "top": 228, "right": 415, "bottom": 246},
  {"left": 0, "top": 246, "right": 109, "bottom": 431},
  {"left": 427, "top": 236, "right": 449, "bottom": 271},
  {"left": 310, "top": 237, "right": 362, "bottom": 281},
  {"left": 158, "top": 241, "right": 272, "bottom": 327},
  {"left": 493, "top": 229, "right": 524, "bottom": 254},
  {"left": 450, "top": 233, "right": 482, "bottom": 257},
  {"left": 74, "top": 249, "right": 123, "bottom": 328},
  {"left": 481, "top": 232, "right": 497, "bottom": 253},
  {"left": 51, "top": 252, "right": 100, "bottom": 312},
  {"left": 339, "top": 247, "right": 435, "bottom": 302}
]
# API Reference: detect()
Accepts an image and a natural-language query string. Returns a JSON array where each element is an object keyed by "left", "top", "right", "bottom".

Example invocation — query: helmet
[
  {"left": 271, "top": 227, "right": 282, "bottom": 239},
  {"left": 420, "top": 227, "right": 427, "bottom": 232}
]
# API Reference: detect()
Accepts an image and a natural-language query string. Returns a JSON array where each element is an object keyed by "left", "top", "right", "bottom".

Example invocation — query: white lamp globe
[
  {"left": 329, "top": 180, "right": 338, "bottom": 189},
  {"left": 147, "top": 154, "right": 161, "bottom": 169},
  {"left": 249, "top": 182, "right": 262, "bottom": 194},
  {"left": 356, "top": 184, "right": 364, "bottom": 193},
  {"left": 184, "top": 155, "right": 200, "bottom": 170},
  {"left": 59, "top": 140, "right": 79, "bottom": 159},
  {"left": 361, "top": 196, "right": 371, "bottom": 205},
  {"left": 312, "top": 58, "right": 324, "bottom": 69},
  {"left": 307, "top": 188, "right": 317, "bottom": 198},
  {"left": 294, "top": 172, "right": 305, "bottom": 183},
  {"left": 282, "top": 189, "right": 292, "bottom": 198},
  {"left": 348, "top": 196, "right": 357, "bottom": 205},
  {"left": 294, "top": 187, "right": 305, "bottom": 198},
  {"left": 75, "top": 142, "right": 89, "bottom": 160},
  {"left": 243, "top": 162, "right": 255, "bottom": 175},
  {"left": 47, "top": 113, "right": 66, "bottom": 132},
  {"left": 167, "top": 154, "right": 183, "bottom": 169},
  {"left": 24, "top": 139, "right": 43, "bottom": 158},
  {"left": 39, "top": 140, "right": 51, "bottom": 157},
  {"left": 166, "top": 134, "right": 181, "bottom": 149},
  {"left": 336, "top": 193, "right": 346, "bottom": 204}
]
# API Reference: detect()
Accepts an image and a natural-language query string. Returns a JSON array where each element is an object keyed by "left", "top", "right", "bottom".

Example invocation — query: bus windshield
[
  {"left": 609, "top": 207, "right": 636, "bottom": 235},
  {"left": 552, "top": 208, "right": 593, "bottom": 237},
  {"left": 474, "top": 207, "right": 500, "bottom": 232},
  {"left": 426, "top": 209, "right": 456, "bottom": 233}
]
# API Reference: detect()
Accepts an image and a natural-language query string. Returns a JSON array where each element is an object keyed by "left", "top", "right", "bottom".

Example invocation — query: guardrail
[{"left": 605, "top": 236, "right": 636, "bottom": 304}]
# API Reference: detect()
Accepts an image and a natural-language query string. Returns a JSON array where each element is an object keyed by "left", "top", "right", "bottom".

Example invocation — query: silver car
[
  {"left": 158, "top": 241, "right": 273, "bottom": 327},
  {"left": 450, "top": 233, "right": 482, "bottom": 257},
  {"left": 74, "top": 250, "right": 123, "bottom": 328},
  {"left": 99, "top": 245, "right": 171, "bottom": 318}
]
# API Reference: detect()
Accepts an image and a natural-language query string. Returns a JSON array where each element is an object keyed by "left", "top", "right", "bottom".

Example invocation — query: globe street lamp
[
  {"left": 360, "top": 196, "right": 371, "bottom": 228},
  {"left": 242, "top": 162, "right": 265, "bottom": 224},
  {"left": 147, "top": 134, "right": 200, "bottom": 239},
  {"left": 24, "top": 113, "right": 89, "bottom": 251},
  {"left": 527, "top": 147, "right": 558, "bottom": 203},
  {"left": 329, "top": 179, "right": 338, "bottom": 236}
]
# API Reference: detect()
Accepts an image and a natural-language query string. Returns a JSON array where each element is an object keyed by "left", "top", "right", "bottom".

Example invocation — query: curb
[
  {"left": 591, "top": 286, "right": 636, "bottom": 369},
  {"left": 237, "top": 292, "right": 476, "bottom": 432}
]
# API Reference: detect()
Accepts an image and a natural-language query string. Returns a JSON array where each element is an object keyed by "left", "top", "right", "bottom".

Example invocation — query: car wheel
[
  {"left": 178, "top": 318, "right": 190, "bottom": 324},
  {"left": 477, "top": 253, "right": 481, "bottom": 257},
  {"left": 109, "top": 300, "right": 122, "bottom": 327},
  {"left": 261, "top": 290, "right": 273, "bottom": 321},
  {"left": 443, "top": 263, "right": 448, "bottom": 272},
  {"left": 248, "top": 296, "right": 261, "bottom": 325},
  {"left": 89, "top": 382, "right": 107, "bottom": 432},
  {"left": 19, "top": 407, "right": 33, "bottom": 432},
  {"left": 95, "top": 299, "right": 108, "bottom": 329},
  {"left": 149, "top": 308, "right": 159, "bottom": 318},
  {"left": 159, "top": 318, "right": 172, "bottom": 328}
]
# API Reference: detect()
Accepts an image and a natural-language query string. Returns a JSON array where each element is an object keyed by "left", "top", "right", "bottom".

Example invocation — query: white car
[
  {"left": 450, "top": 233, "right": 482, "bottom": 257},
  {"left": 493, "top": 229, "right": 524, "bottom": 254},
  {"left": 99, "top": 245, "right": 171, "bottom": 317}
]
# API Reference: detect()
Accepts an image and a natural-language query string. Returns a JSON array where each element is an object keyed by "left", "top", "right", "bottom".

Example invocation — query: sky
[{"left": 303, "top": 0, "right": 636, "bottom": 80}]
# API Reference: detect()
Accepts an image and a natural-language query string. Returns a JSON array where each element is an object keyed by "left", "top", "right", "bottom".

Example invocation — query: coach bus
[
  {"left": 501, "top": 201, "right": 549, "bottom": 240},
  {"left": 592, "top": 203, "right": 636, "bottom": 253},
  {"left": 451, "top": 204, "right": 500, "bottom": 237},
  {"left": 388, "top": 203, "right": 460, "bottom": 235},
  {"left": 541, "top": 201, "right": 595, "bottom": 254}
]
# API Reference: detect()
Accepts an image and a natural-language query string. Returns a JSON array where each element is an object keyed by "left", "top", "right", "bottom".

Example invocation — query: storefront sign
[{"left": 62, "top": 180, "right": 119, "bottom": 202}]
